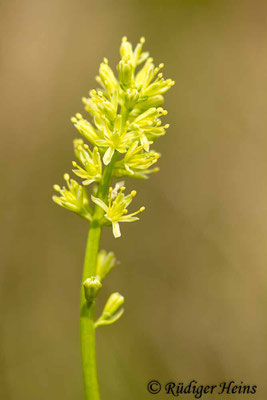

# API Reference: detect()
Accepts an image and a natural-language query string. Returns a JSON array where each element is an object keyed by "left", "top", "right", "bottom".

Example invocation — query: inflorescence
[{"left": 53, "top": 36, "right": 174, "bottom": 238}]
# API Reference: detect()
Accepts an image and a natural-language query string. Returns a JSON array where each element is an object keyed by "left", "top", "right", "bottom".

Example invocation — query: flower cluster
[{"left": 53, "top": 36, "right": 174, "bottom": 238}]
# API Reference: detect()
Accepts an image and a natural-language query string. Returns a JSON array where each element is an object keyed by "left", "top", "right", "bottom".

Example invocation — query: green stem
[{"left": 80, "top": 153, "right": 118, "bottom": 400}]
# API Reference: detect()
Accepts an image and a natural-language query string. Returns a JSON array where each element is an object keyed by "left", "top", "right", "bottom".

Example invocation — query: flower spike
[{"left": 52, "top": 37, "right": 174, "bottom": 399}]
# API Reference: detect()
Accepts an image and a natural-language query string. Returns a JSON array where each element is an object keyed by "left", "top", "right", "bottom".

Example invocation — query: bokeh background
[{"left": 1, "top": 0, "right": 267, "bottom": 399}]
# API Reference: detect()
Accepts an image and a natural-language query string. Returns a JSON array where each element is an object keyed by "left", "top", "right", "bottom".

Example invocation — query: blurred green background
[{"left": 1, "top": 0, "right": 267, "bottom": 399}]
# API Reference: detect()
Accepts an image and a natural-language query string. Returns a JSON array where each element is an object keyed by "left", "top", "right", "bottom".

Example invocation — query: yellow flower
[
  {"left": 53, "top": 174, "right": 92, "bottom": 221},
  {"left": 92, "top": 187, "right": 145, "bottom": 238},
  {"left": 72, "top": 139, "right": 102, "bottom": 185}
]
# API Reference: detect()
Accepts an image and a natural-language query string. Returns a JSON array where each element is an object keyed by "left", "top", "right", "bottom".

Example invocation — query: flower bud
[
  {"left": 131, "top": 95, "right": 164, "bottom": 116},
  {"left": 99, "top": 60, "right": 118, "bottom": 94},
  {"left": 83, "top": 277, "right": 102, "bottom": 302},
  {"left": 125, "top": 88, "right": 139, "bottom": 110},
  {"left": 118, "top": 58, "right": 133, "bottom": 89},
  {"left": 120, "top": 37, "right": 133, "bottom": 59},
  {"left": 104, "top": 292, "right": 124, "bottom": 315},
  {"left": 142, "top": 79, "right": 175, "bottom": 97},
  {"left": 95, "top": 292, "right": 124, "bottom": 328},
  {"left": 96, "top": 250, "right": 116, "bottom": 281}
]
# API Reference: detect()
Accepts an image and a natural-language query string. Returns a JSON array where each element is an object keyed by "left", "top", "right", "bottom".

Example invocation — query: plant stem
[{"left": 80, "top": 153, "right": 117, "bottom": 400}]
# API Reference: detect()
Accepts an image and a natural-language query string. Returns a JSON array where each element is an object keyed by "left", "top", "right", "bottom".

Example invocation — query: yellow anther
[
  {"left": 122, "top": 55, "right": 131, "bottom": 63},
  {"left": 53, "top": 184, "right": 61, "bottom": 192},
  {"left": 104, "top": 57, "right": 108, "bottom": 64},
  {"left": 131, "top": 190, "right": 137, "bottom": 197},
  {"left": 64, "top": 173, "right": 70, "bottom": 181},
  {"left": 140, "top": 206, "right": 145, "bottom": 212},
  {"left": 140, "top": 37, "right": 145, "bottom": 44}
]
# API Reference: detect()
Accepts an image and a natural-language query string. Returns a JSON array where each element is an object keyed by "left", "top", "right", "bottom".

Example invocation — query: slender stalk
[{"left": 80, "top": 153, "right": 118, "bottom": 400}]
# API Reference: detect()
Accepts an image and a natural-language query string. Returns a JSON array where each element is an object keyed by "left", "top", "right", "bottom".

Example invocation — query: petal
[
  {"left": 119, "top": 216, "right": 139, "bottom": 222},
  {"left": 103, "top": 147, "right": 115, "bottom": 165},
  {"left": 125, "top": 164, "right": 134, "bottom": 174},
  {"left": 82, "top": 179, "right": 95, "bottom": 186},
  {"left": 91, "top": 195, "right": 109, "bottom": 212},
  {"left": 112, "top": 221, "right": 121, "bottom": 238},
  {"left": 140, "top": 133, "right": 150, "bottom": 152},
  {"left": 95, "top": 139, "right": 109, "bottom": 147}
]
